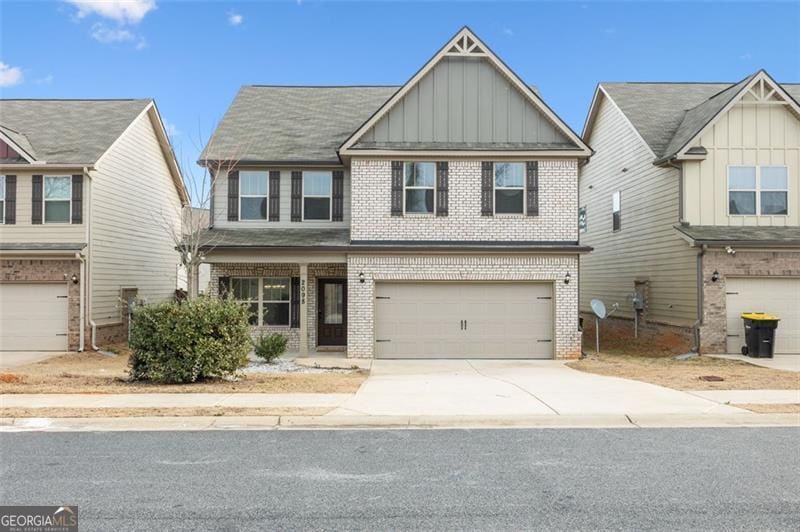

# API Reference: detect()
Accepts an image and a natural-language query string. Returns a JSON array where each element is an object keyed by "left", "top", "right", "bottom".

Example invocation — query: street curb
[{"left": 1, "top": 413, "right": 797, "bottom": 432}]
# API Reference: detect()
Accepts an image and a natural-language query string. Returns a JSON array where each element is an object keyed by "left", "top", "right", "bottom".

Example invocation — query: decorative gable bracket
[{"left": 445, "top": 34, "right": 487, "bottom": 57}]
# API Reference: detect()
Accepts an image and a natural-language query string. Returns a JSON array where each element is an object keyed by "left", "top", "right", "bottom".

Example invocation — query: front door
[{"left": 317, "top": 279, "right": 347, "bottom": 346}]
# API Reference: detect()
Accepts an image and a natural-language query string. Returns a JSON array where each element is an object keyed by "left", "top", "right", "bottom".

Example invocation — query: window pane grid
[
  {"left": 231, "top": 277, "right": 291, "bottom": 326},
  {"left": 728, "top": 166, "right": 788, "bottom": 216},
  {"left": 404, "top": 162, "right": 435, "bottom": 214},
  {"left": 44, "top": 176, "right": 71, "bottom": 223},
  {"left": 493, "top": 162, "right": 524, "bottom": 214},
  {"left": 239, "top": 172, "right": 268, "bottom": 221},
  {"left": 303, "top": 171, "right": 332, "bottom": 220}
]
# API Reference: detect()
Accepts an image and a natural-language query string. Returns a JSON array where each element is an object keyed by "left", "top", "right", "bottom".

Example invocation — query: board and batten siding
[
  {"left": 683, "top": 101, "right": 800, "bottom": 226},
  {"left": 89, "top": 110, "right": 183, "bottom": 325},
  {"left": 580, "top": 94, "right": 697, "bottom": 326},
  {"left": 211, "top": 168, "right": 350, "bottom": 229},
  {"left": 0, "top": 172, "right": 86, "bottom": 243},
  {"left": 359, "top": 56, "right": 571, "bottom": 146}
]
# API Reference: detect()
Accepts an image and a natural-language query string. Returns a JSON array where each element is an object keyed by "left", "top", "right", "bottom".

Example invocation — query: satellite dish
[{"left": 591, "top": 299, "right": 607, "bottom": 319}]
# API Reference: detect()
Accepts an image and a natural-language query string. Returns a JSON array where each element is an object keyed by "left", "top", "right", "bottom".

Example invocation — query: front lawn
[{"left": 0, "top": 345, "right": 367, "bottom": 394}]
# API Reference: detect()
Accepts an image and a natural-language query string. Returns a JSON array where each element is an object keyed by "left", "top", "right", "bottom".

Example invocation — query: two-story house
[
  {"left": 0, "top": 99, "right": 187, "bottom": 351},
  {"left": 200, "top": 27, "right": 592, "bottom": 359},
  {"left": 580, "top": 70, "right": 800, "bottom": 355}
]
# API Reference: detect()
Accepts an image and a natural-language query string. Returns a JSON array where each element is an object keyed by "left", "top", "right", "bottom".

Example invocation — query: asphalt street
[{"left": 1, "top": 427, "right": 798, "bottom": 531}]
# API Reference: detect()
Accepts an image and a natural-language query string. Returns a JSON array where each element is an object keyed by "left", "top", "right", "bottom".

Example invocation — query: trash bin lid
[{"left": 741, "top": 312, "right": 780, "bottom": 321}]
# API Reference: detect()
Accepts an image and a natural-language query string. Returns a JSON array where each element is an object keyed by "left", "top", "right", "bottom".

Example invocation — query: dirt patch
[
  {"left": 735, "top": 403, "right": 800, "bottom": 414},
  {"left": 0, "top": 407, "right": 332, "bottom": 418},
  {"left": 0, "top": 346, "right": 367, "bottom": 394},
  {"left": 567, "top": 350, "right": 800, "bottom": 391}
]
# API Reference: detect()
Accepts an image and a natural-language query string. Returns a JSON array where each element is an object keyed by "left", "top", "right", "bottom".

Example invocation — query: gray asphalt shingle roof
[
  {"left": 202, "top": 228, "right": 351, "bottom": 248},
  {"left": 675, "top": 225, "right": 800, "bottom": 246},
  {"left": 0, "top": 99, "right": 152, "bottom": 164},
  {"left": 200, "top": 86, "right": 399, "bottom": 164}
]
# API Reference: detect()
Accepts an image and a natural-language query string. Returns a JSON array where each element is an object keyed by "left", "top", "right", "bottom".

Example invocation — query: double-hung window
[
  {"left": 303, "top": 171, "right": 332, "bottom": 220},
  {"left": 231, "top": 277, "right": 291, "bottom": 327},
  {"left": 728, "top": 166, "right": 788, "bottom": 216},
  {"left": 44, "top": 176, "right": 71, "bottom": 223},
  {"left": 0, "top": 175, "right": 5, "bottom": 223},
  {"left": 578, "top": 206, "right": 587, "bottom": 233},
  {"left": 494, "top": 162, "right": 525, "bottom": 214},
  {"left": 612, "top": 191, "right": 621, "bottom": 232},
  {"left": 404, "top": 162, "right": 435, "bottom": 214},
  {"left": 239, "top": 171, "right": 268, "bottom": 220},
  {"left": 231, "top": 278, "right": 259, "bottom": 325}
]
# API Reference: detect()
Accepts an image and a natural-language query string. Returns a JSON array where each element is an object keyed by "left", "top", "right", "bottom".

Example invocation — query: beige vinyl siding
[
  {"left": 211, "top": 168, "right": 350, "bottom": 229},
  {"left": 89, "top": 110, "right": 182, "bottom": 325},
  {"left": 0, "top": 172, "right": 86, "bottom": 243},
  {"left": 683, "top": 102, "right": 800, "bottom": 226},
  {"left": 580, "top": 94, "right": 697, "bottom": 325}
]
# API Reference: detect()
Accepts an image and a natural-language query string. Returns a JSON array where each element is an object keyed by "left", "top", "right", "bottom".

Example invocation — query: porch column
[{"left": 299, "top": 263, "right": 309, "bottom": 355}]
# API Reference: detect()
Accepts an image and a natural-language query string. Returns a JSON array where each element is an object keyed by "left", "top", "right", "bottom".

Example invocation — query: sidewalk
[{"left": 0, "top": 393, "right": 349, "bottom": 409}]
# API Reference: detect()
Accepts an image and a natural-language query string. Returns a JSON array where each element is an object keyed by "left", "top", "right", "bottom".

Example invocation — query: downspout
[{"left": 84, "top": 167, "right": 100, "bottom": 351}]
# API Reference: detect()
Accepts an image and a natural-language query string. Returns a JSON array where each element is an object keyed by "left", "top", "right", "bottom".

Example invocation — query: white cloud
[
  {"left": 34, "top": 74, "right": 55, "bottom": 85},
  {"left": 740, "top": 52, "right": 753, "bottom": 60},
  {"left": 90, "top": 22, "right": 146, "bottom": 49},
  {"left": 67, "top": 0, "right": 156, "bottom": 25},
  {"left": 502, "top": 27, "right": 514, "bottom": 37},
  {"left": 164, "top": 120, "right": 179, "bottom": 137},
  {"left": 228, "top": 11, "right": 243, "bottom": 26},
  {"left": 0, "top": 62, "right": 24, "bottom": 87}
]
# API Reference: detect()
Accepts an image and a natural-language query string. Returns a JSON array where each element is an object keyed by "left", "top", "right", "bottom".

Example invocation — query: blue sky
[{"left": 1, "top": 1, "right": 799, "bottom": 176}]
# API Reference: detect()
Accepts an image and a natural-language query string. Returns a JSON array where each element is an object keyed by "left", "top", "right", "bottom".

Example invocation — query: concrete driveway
[
  {"left": 0, "top": 352, "right": 66, "bottom": 371},
  {"left": 332, "top": 360, "right": 744, "bottom": 417}
]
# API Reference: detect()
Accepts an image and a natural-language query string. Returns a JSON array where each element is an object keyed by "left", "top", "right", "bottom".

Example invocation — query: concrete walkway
[
  {"left": 0, "top": 351, "right": 67, "bottom": 370},
  {"left": 709, "top": 354, "right": 800, "bottom": 372}
]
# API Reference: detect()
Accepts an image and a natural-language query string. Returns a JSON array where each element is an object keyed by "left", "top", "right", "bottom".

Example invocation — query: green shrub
[
  {"left": 253, "top": 332, "right": 288, "bottom": 363},
  {"left": 129, "top": 298, "right": 251, "bottom": 384}
]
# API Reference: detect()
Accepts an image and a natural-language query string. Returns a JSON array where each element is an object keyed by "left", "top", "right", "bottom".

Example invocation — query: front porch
[{"left": 210, "top": 262, "right": 348, "bottom": 356}]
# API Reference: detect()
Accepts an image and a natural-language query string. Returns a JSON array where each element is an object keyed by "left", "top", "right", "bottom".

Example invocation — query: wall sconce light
[
  {"left": 358, "top": 272, "right": 365, "bottom": 284},
  {"left": 564, "top": 272, "right": 571, "bottom": 285},
  {"left": 70, "top": 274, "right": 79, "bottom": 284},
  {"left": 711, "top": 270, "right": 720, "bottom": 283}
]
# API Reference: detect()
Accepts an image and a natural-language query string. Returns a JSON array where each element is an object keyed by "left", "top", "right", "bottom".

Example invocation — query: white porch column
[{"left": 299, "top": 263, "right": 309, "bottom": 355}]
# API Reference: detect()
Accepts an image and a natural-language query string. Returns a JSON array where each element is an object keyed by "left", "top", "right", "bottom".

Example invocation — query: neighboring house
[
  {"left": 0, "top": 99, "right": 188, "bottom": 351},
  {"left": 199, "top": 27, "right": 592, "bottom": 359},
  {"left": 580, "top": 70, "right": 800, "bottom": 355}
]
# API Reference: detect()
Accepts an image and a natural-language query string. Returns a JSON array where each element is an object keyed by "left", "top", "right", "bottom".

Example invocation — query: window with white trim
[
  {"left": 303, "top": 171, "right": 332, "bottom": 220},
  {"left": 612, "top": 191, "right": 621, "bottom": 232},
  {"left": 403, "top": 162, "right": 435, "bottom": 214},
  {"left": 0, "top": 175, "right": 5, "bottom": 224},
  {"left": 231, "top": 277, "right": 291, "bottom": 327},
  {"left": 44, "top": 176, "right": 71, "bottom": 223},
  {"left": 494, "top": 162, "right": 525, "bottom": 214},
  {"left": 578, "top": 206, "right": 587, "bottom": 233},
  {"left": 239, "top": 171, "right": 268, "bottom": 220},
  {"left": 728, "top": 166, "right": 788, "bottom": 216}
]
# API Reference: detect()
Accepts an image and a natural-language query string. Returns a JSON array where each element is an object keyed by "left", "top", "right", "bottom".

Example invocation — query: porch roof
[
  {"left": 201, "top": 228, "right": 351, "bottom": 249},
  {"left": 674, "top": 225, "right": 800, "bottom": 247}
]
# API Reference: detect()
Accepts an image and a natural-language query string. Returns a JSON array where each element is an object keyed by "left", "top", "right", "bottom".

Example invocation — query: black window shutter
[
  {"left": 435, "top": 162, "right": 449, "bottom": 216},
  {"left": 290, "top": 277, "right": 300, "bottom": 328},
  {"left": 218, "top": 276, "right": 231, "bottom": 298},
  {"left": 481, "top": 162, "right": 493, "bottom": 216},
  {"left": 390, "top": 161, "right": 403, "bottom": 216},
  {"left": 4, "top": 175, "right": 16, "bottom": 224},
  {"left": 291, "top": 171, "right": 302, "bottom": 222},
  {"left": 71, "top": 175, "right": 83, "bottom": 224},
  {"left": 31, "top": 175, "right": 43, "bottom": 224},
  {"left": 227, "top": 171, "right": 239, "bottom": 221},
  {"left": 332, "top": 170, "right": 344, "bottom": 221},
  {"left": 526, "top": 161, "right": 539, "bottom": 216},
  {"left": 269, "top": 170, "right": 281, "bottom": 221}
]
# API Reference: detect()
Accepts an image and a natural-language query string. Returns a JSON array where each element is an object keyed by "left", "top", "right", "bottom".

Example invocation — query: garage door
[
  {"left": 374, "top": 282, "right": 553, "bottom": 359},
  {"left": 726, "top": 278, "right": 800, "bottom": 355},
  {"left": 0, "top": 284, "right": 69, "bottom": 351}
]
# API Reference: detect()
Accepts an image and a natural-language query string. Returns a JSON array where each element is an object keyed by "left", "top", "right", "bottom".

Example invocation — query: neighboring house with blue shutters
[
  {"left": 200, "top": 27, "right": 592, "bottom": 360},
  {"left": 0, "top": 99, "right": 188, "bottom": 351},
  {"left": 580, "top": 70, "right": 800, "bottom": 355}
]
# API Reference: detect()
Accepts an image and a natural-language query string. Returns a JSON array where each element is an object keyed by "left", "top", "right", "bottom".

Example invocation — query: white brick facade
[
  {"left": 347, "top": 253, "right": 582, "bottom": 359},
  {"left": 350, "top": 158, "right": 579, "bottom": 242}
]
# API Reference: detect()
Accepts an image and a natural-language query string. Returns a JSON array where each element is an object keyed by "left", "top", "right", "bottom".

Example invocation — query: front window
[
  {"left": 239, "top": 171, "right": 268, "bottom": 220},
  {"left": 404, "top": 162, "right": 435, "bottom": 214},
  {"left": 303, "top": 171, "right": 332, "bottom": 220},
  {"left": 494, "top": 162, "right": 524, "bottom": 214},
  {"left": 231, "top": 277, "right": 291, "bottom": 327},
  {"left": 0, "top": 175, "right": 5, "bottom": 224},
  {"left": 231, "top": 278, "right": 259, "bottom": 325},
  {"left": 44, "top": 176, "right": 71, "bottom": 223},
  {"left": 728, "top": 166, "right": 788, "bottom": 216}
]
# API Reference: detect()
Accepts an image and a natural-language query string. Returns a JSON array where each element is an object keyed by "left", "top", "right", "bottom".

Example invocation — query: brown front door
[{"left": 317, "top": 279, "right": 347, "bottom": 346}]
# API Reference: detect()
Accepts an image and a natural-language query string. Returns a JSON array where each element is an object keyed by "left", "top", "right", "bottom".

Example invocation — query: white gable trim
[
  {"left": 582, "top": 84, "right": 655, "bottom": 159},
  {"left": 338, "top": 27, "right": 591, "bottom": 157},
  {"left": 674, "top": 70, "right": 800, "bottom": 160},
  {"left": 0, "top": 130, "right": 36, "bottom": 163}
]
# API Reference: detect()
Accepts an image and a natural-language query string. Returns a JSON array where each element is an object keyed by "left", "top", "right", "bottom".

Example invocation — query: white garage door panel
[
  {"left": 375, "top": 282, "right": 553, "bottom": 359},
  {"left": 0, "top": 284, "right": 69, "bottom": 351},
  {"left": 726, "top": 278, "right": 800, "bottom": 355}
]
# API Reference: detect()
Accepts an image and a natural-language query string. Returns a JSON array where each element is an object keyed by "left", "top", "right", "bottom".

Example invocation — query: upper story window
[
  {"left": 578, "top": 206, "right": 587, "bottom": 233},
  {"left": 494, "top": 162, "right": 525, "bottom": 214},
  {"left": 44, "top": 176, "right": 71, "bottom": 224},
  {"left": 404, "top": 162, "right": 435, "bottom": 214},
  {"left": 728, "top": 166, "right": 788, "bottom": 216},
  {"left": 0, "top": 175, "right": 5, "bottom": 224},
  {"left": 239, "top": 171, "right": 268, "bottom": 220},
  {"left": 612, "top": 191, "right": 621, "bottom": 232},
  {"left": 303, "top": 171, "right": 332, "bottom": 221}
]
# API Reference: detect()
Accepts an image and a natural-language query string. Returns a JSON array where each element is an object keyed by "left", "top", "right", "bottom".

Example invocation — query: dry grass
[
  {"left": 0, "top": 407, "right": 332, "bottom": 418},
  {"left": 567, "top": 350, "right": 800, "bottom": 391},
  {"left": 0, "top": 345, "right": 367, "bottom": 394},
  {"left": 735, "top": 403, "right": 800, "bottom": 414}
]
